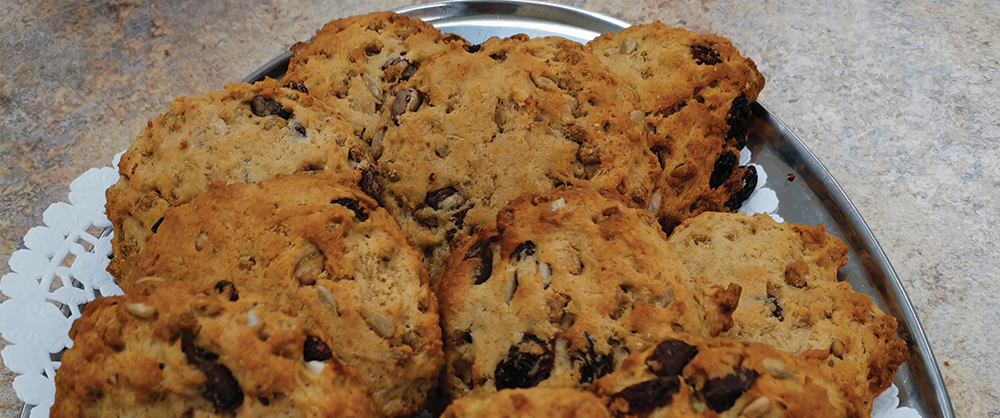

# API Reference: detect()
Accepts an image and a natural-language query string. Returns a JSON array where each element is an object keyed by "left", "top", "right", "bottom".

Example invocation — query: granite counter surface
[{"left": 1, "top": 0, "right": 997, "bottom": 416}]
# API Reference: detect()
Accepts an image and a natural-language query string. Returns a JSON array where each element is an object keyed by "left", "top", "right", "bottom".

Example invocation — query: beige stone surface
[{"left": 2, "top": 0, "right": 998, "bottom": 416}]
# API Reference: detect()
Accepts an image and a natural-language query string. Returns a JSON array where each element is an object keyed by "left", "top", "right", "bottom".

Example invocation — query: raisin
[
  {"left": 703, "top": 367, "right": 757, "bottom": 412},
  {"left": 608, "top": 376, "right": 680, "bottom": 415},
  {"left": 574, "top": 334, "right": 614, "bottom": 384},
  {"left": 450, "top": 207, "right": 471, "bottom": 231},
  {"left": 646, "top": 339, "right": 698, "bottom": 377},
  {"left": 258, "top": 396, "right": 270, "bottom": 406},
  {"left": 359, "top": 167, "right": 380, "bottom": 200},
  {"left": 727, "top": 95, "right": 752, "bottom": 143},
  {"left": 494, "top": 335, "right": 554, "bottom": 390},
  {"left": 464, "top": 236, "right": 498, "bottom": 285},
  {"left": 182, "top": 335, "right": 244, "bottom": 411},
  {"left": 425, "top": 187, "right": 457, "bottom": 210},
  {"left": 286, "top": 81, "right": 308, "bottom": 93},
  {"left": 724, "top": 165, "right": 757, "bottom": 211},
  {"left": 331, "top": 198, "right": 369, "bottom": 222},
  {"left": 390, "top": 88, "right": 422, "bottom": 124},
  {"left": 464, "top": 44, "right": 481, "bottom": 53},
  {"left": 151, "top": 217, "right": 164, "bottom": 233},
  {"left": 709, "top": 151, "right": 738, "bottom": 189},
  {"left": 214, "top": 281, "right": 239, "bottom": 302},
  {"left": 766, "top": 294, "right": 784, "bottom": 321},
  {"left": 659, "top": 216, "right": 681, "bottom": 237},
  {"left": 692, "top": 45, "right": 722, "bottom": 65},
  {"left": 513, "top": 241, "right": 536, "bottom": 261},
  {"left": 250, "top": 95, "right": 291, "bottom": 119},
  {"left": 303, "top": 335, "right": 333, "bottom": 362}
]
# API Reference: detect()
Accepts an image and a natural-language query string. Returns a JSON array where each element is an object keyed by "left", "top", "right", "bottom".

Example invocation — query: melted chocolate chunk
[
  {"left": 574, "top": 334, "right": 614, "bottom": 384},
  {"left": 303, "top": 335, "right": 333, "bottom": 362},
  {"left": 494, "top": 335, "right": 554, "bottom": 390},
  {"left": 250, "top": 95, "right": 291, "bottom": 119},
  {"left": 214, "top": 281, "right": 239, "bottom": 302},
  {"left": 703, "top": 367, "right": 757, "bottom": 412},
  {"left": 331, "top": 198, "right": 369, "bottom": 222},
  {"left": 646, "top": 339, "right": 698, "bottom": 377},
  {"left": 709, "top": 151, "right": 738, "bottom": 189},
  {"left": 182, "top": 335, "right": 244, "bottom": 411},
  {"left": 609, "top": 376, "right": 681, "bottom": 415}
]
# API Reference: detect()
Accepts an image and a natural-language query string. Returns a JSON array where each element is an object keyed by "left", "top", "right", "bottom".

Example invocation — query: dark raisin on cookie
[
  {"left": 608, "top": 376, "right": 681, "bottom": 415},
  {"left": 425, "top": 187, "right": 458, "bottom": 210},
  {"left": 765, "top": 294, "right": 784, "bottom": 321},
  {"left": 151, "top": 217, "right": 164, "bottom": 233},
  {"left": 702, "top": 367, "right": 757, "bottom": 412},
  {"left": 303, "top": 335, "right": 334, "bottom": 362},
  {"left": 691, "top": 45, "right": 722, "bottom": 65},
  {"left": 726, "top": 95, "right": 752, "bottom": 143},
  {"left": 182, "top": 335, "right": 244, "bottom": 411},
  {"left": 250, "top": 95, "right": 291, "bottom": 119},
  {"left": 709, "top": 152, "right": 738, "bottom": 189},
  {"left": 494, "top": 335, "right": 554, "bottom": 390},
  {"left": 724, "top": 165, "right": 758, "bottom": 211},
  {"left": 331, "top": 198, "right": 369, "bottom": 222},
  {"left": 513, "top": 241, "right": 536, "bottom": 261},
  {"left": 645, "top": 339, "right": 698, "bottom": 377},
  {"left": 574, "top": 334, "right": 615, "bottom": 384},
  {"left": 464, "top": 236, "right": 499, "bottom": 285},
  {"left": 213, "top": 281, "right": 239, "bottom": 302},
  {"left": 464, "top": 44, "right": 481, "bottom": 53}
]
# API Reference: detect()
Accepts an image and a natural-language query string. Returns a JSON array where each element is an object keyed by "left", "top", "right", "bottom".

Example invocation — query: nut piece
[
  {"left": 760, "top": 358, "right": 794, "bottom": 379},
  {"left": 368, "top": 312, "right": 396, "bottom": 338},
  {"left": 126, "top": 303, "right": 156, "bottom": 318},
  {"left": 831, "top": 340, "right": 846, "bottom": 358},
  {"left": 294, "top": 252, "right": 326, "bottom": 286},
  {"left": 391, "top": 88, "right": 423, "bottom": 123},
  {"left": 620, "top": 38, "right": 638, "bottom": 55},
  {"left": 740, "top": 396, "right": 771, "bottom": 418},
  {"left": 134, "top": 276, "right": 165, "bottom": 285},
  {"left": 305, "top": 360, "right": 326, "bottom": 375}
]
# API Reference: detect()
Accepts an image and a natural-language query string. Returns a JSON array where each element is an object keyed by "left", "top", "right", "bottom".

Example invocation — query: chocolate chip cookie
[
  {"left": 441, "top": 388, "right": 611, "bottom": 418},
  {"left": 592, "top": 335, "right": 864, "bottom": 417},
  {"left": 435, "top": 189, "right": 739, "bottom": 400},
  {"left": 283, "top": 11, "right": 468, "bottom": 144},
  {"left": 51, "top": 279, "right": 377, "bottom": 418},
  {"left": 668, "top": 212, "right": 909, "bottom": 413},
  {"left": 105, "top": 78, "right": 371, "bottom": 281},
  {"left": 124, "top": 174, "right": 442, "bottom": 417},
  {"left": 588, "top": 23, "right": 765, "bottom": 233},
  {"left": 376, "top": 35, "right": 660, "bottom": 278}
]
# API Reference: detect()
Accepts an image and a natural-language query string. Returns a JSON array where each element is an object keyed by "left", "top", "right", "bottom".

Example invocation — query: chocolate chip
[
  {"left": 709, "top": 151, "right": 738, "bottom": 189},
  {"left": 151, "top": 217, "right": 164, "bottom": 233},
  {"left": 182, "top": 335, "right": 244, "bottom": 411},
  {"left": 390, "top": 88, "right": 422, "bottom": 124},
  {"left": 425, "top": 187, "right": 457, "bottom": 210},
  {"left": 574, "top": 334, "right": 614, "bottom": 384},
  {"left": 608, "top": 376, "right": 680, "bottom": 415},
  {"left": 286, "top": 81, "right": 308, "bottom": 94},
  {"left": 766, "top": 294, "right": 784, "bottom": 321},
  {"left": 214, "top": 281, "right": 239, "bottom": 302},
  {"left": 692, "top": 45, "right": 722, "bottom": 65},
  {"left": 494, "top": 335, "right": 554, "bottom": 390},
  {"left": 250, "top": 95, "right": 291, "bottom": 119},
  {"left": 724, "top": 165, "right": 758, "bottom": 211},
  {"left": 359, "top": 167, "right": 381, "bottom": 200},
  {"left": 646, "top": 339, "right": 698, "bottom": 377},
  {"left": 303, "top": 335, "right": 333, "bottom": 362},
  {"left": 513, "top": 241, "right": 536, "bottom": 261},
  {"left": 464, "top": 236, "right": 498, "bottom": 285},
  {"left": 703, "top": 367, "right": 757, "bottom": 412},
  {"left": 331, "top": 198, "right": 369, "bottom": 222},
  {"left": 727, "top": 95, "right": 752, "bottom": 143}
]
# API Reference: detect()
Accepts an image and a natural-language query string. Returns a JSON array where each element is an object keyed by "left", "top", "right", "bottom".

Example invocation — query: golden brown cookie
[
  {"left": 668, "top": 212, "right": 908, "bottom": 413},
  {"left": 105, "top": 78, "right": 371, "bottom": 281},
  {"left": 125, "top": 174, "right": 441, "bottom": 417},
  {"left": 592, "top": 335, "right": 864, "bottom": 418},
  {"left": 283, "top": 11, "right": 468, "bottom": 144},
  {"left": 441, "top": 388, "right": 611, "bottom": 418},
  {"left": 51, "top": 279, "right": 377, "bottom": 418},
  {"left": 376, "top": 35, "right": 660, "bottom": 278},
  {"left": 588, "top": 23, "right": 765, "bottom": 233},
  {"left": 436, "top": 189, "right": 738, "bottom": 400}
]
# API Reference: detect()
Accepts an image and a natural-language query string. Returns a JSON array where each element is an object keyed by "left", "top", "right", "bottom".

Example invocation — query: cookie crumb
[{"left": 787, "top": 173, "right": 795, "bottom": 182}]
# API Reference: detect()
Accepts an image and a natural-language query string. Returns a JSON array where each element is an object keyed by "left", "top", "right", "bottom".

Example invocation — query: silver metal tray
[
  {"left": 250, "top": 1, "right": 953, "bottom": 417},
  {"left": 22, "top": 1, "right": 951, "bottom": 417}
]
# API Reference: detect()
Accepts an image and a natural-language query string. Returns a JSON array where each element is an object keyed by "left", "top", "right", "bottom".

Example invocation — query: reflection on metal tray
[{"left": 241, "top": 1, "right": 953, "bottom": 417}]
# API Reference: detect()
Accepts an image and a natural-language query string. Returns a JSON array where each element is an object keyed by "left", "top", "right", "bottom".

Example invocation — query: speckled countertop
[{"left": 1, "top": 0, "right": 997, "bottom": 416}]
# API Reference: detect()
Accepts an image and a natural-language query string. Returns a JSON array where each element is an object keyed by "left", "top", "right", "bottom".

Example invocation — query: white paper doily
[{"left": 0, "top": 151, "right": 918, "bottom": 418}]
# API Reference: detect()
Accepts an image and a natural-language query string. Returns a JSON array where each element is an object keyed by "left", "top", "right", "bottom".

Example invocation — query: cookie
[
  {"left": 125, "top": 174, "right": 442, "bottom": 417},
  {"left": 376, "top": 35, "right": 660, "bottom": 278},
  {"left": 441, "top": 388, "right": 611, "bottom": 418},
  {"left": 283, "top": 12, "right": 468, "bottom": 144},
  {"left": 105, "top": 78, "right": 372, "bottom": 281},
  {"left": 667, "top": 212, "right": 909, "bottom": 413},
  {"left": 588, "top": 23, "right": 765, "bottom": 233},
  {"left": 51, "top": 279, "right": 377, "bottom": 418},
  {"left": 435, "top": 188, "right": 739, "bottom": 400},
  {"left": 592, "top": 335, "right": 864, "bottom": 418}
]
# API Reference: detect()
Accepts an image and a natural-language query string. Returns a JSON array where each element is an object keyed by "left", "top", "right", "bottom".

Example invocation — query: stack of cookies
[{"left": 51, "top": 11, "right": 908, "bottom": 418}]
